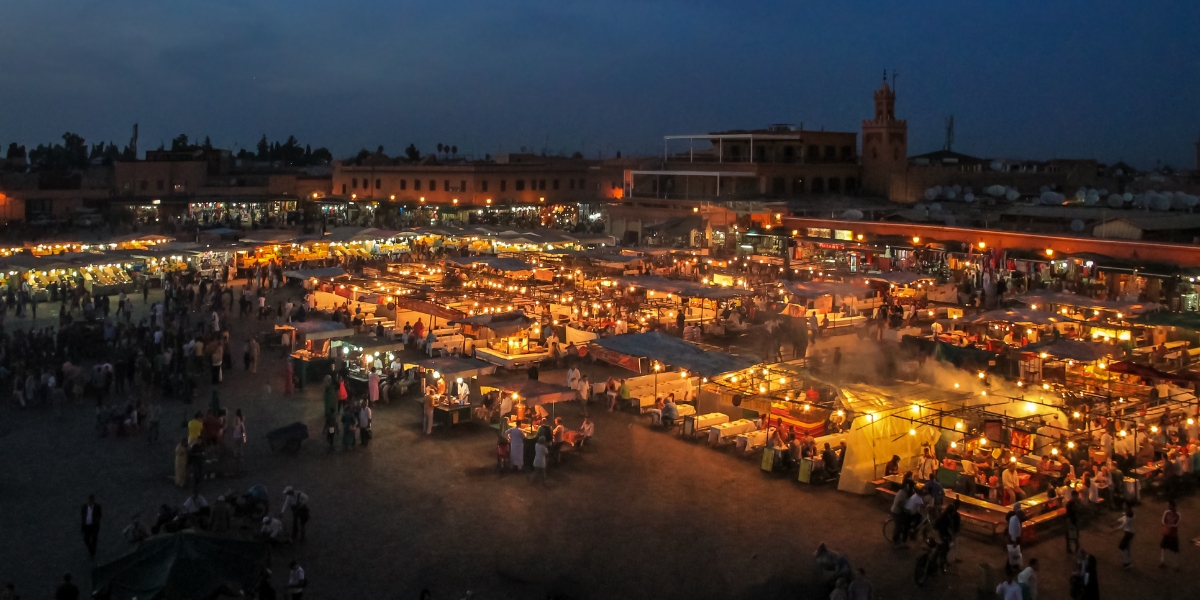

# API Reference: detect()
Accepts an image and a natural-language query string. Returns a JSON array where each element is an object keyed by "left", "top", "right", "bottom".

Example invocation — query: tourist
[
  {"left": 884, "top": 454, "right": 900, "bottom": 476},
  {"left": 577, "top": 416, "right": 594, "bottom": 449},
  {"left": 1018, "top": 558, "right": 1039, "bottom": 600},
  {"left": 994, "top": 571, "right": 1022, "bottom": 600},
  {"left": 230, "top": 408, "right": 246, "bottom": 475},
  {"left": 341, "top": 404, "right": 357, "bottom": 449},
  {"left": 423, "top": 386, "right": 436, "bottom": 435}
]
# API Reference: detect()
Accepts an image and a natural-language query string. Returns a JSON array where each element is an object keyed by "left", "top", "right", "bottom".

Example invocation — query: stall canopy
[
  {"left": 616, "top": 275, "right": 749, "bottom": 299},
  {"left": 591, "top": 331, "right": 754, "bottom": 377},
  {"left": 1025, "top": 339, "right": 1114, "bottom": 362},
  {"left": 411, "top": 356, "right": 498, "bottom": 379},
  {"left": 447, "top": 256, "right": 532, "bottom": 272},
  {"left": 1135, "top": 311, "right": 1200, "bottom": 331},
  {"left": 863, "top": 272, "right": 933, "bottom": 286},
  {"left": 393, "top": 298, "right": 466, "bottom": 321},
  {"left": 964, "top": 308, "right": 1076, "bottom": 325},
  {"left": 450, "top": 311, "right": 536, "bottom": 337},
  {"left": 284, "top": 267, "right": 347, "bottom": 280},
  {"left": 91, "top": 532, "right": 268, "bottom": 600},
  {"left": 780, "top": 280, "right": 874, "bottom": 299},
  {"left": 289, "top": 320, "right": 354, "bottom": 340},
  {"left": 489, "top": 379, "right": 576, "bottom": 405},
  {"left": 1017, "top": 291, "right": 1162, "bottom": 315},
  {"left": 335, "top": 335, "right": 406, "bottom": 353}
]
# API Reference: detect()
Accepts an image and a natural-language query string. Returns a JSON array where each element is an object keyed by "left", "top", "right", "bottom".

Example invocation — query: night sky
[{"left": 2, "top": 0, "right": 1197, "bottom": 167}]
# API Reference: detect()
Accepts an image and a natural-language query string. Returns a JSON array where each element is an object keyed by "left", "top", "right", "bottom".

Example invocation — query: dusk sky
[{"left": 2, "top": 0, "right": 1197, "bottom": 167}]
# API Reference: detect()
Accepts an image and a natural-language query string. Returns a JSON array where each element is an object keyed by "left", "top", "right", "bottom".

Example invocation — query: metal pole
[
  {"left": 719, "top": 138, "right": 723, "bottom": 164},
  {"left": 690, "top": 139, "right": 694, "bottom": 163}
]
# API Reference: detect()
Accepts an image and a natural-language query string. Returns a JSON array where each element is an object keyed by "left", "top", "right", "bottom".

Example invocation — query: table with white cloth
[
  {"left": 736, "top": 427, "right": 775, "bottom": 452},
  {"left": 675, "top": 404, "right": 696, "bottom": 418},
  {"left": 709, "top": 419, "right": 757, "bottom": 444},
  {"left": 684, "top": 412, "right": 728, "bottom": 436}
]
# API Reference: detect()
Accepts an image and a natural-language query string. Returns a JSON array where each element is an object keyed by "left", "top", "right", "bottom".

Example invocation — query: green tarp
[{"left": 93, "top": 532, "right": 268, "bottom": 600}]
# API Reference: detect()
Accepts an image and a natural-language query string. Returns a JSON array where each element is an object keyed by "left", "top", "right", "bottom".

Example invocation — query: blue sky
[{"left": 1, "top": 0, "right": 1197, "bottom": 167}]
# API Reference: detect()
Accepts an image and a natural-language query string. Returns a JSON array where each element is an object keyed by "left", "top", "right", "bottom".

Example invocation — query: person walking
[
  {"left": 249, "top": 336, "right": 260, "bottom": 373},
  {"left": 1018, "top": 558, "right": 1038, "bottom": 600},
  {"left": 423, "top": 386, "right": 436, "bottom": 435},
  {"left": 80, "top": 494, "right": 102, "bottom": 559},
  {"left": 286, "top": 561, "right": 306, "bottom": 600},
  {"left": 531, "top": 436, "right": 549, "bottom": 484},
  {"left": 358, "top": 401, "right": 372, "bottom": 447},
  {"left": 340, "top": 405, "right": 357, "bottom": 449},
  {"left": 1116, "top": 506, "right": 1136, "bottom": 569},
  {"left": 280, "top": 487, "right": 310, "bottom": 542},
  {"left": 229, "top": 409, "right": 246, "bottom": 475},
  {"left": 367, "top": 368, "right": 380, "bottom": 404},
  {"left": 174, "top": 438, "right": 189, "bottom": 488},
  {"left": 507, "top": 421, "right": 526, "bottom": 471},
  {"left": 1160, "top": 500, "right": 1180, "bottom": 570}
]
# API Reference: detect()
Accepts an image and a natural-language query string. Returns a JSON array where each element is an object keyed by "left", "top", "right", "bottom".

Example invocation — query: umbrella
[{"left": 92, "top": 532, "right": 268, "bottom": 600}]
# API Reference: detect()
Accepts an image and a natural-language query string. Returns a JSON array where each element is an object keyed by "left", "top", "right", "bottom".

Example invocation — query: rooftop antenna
[{"left": 944, "top": 115, "right": 955, "bottom": 152}]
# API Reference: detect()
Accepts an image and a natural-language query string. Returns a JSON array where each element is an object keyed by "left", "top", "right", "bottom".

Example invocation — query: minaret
[{"left": 861, "top": 72, "right": 908, "bottom": 199}]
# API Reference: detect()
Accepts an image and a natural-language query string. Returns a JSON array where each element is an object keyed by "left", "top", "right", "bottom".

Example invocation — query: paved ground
[{"left": 1, "top": 285, "right": 1198, "bottom": 599}]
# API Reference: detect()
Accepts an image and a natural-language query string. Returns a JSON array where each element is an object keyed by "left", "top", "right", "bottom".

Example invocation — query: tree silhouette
[
  {"left": 450, "top": 145, "right": 457, "bottom": 155},
  {"left": 405, "top": 144, "right": 420, "bottom": 162},
  {"left": 437, "top": 143, "right": 444, "bottom": 154}
]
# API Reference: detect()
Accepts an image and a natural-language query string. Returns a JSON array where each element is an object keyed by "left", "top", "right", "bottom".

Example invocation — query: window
[
  {"left": 772, "top": 177, "right": 785, "bottom": 195},
  {"left": 807, "top": 145, "right": 819, "bottom": 162},
  {"left": 791, "top": 178, "right": 805, "bottom": 193},
  {"left": 824, "top": 146, "right": 835, "bottom": 160},
  {"left": 414, "top": 179, "right": 421, "bottom": 191},
  {"left": 569, "top": 179, "right": 575, "bottom": 190},
  {"left": 828, "top": 178, "right": 841, "bottom": 193},
  {"left": 428, "top": 180, "right": 435, "bottom": 192},
  {"left": 579, "top": 179, "right": 586, "bottom": 189},
  {"left": 844, "top": 177, "right": 856, "bottom": 192},
  {"left": 500, "top": 180, "right": 507, "bottom": 192},
  {"left": 156, "top": 180, "right": 164, "bottom": 190},
  {"left": 481, "top": 180, "right": 488, "bottom": 192},
  {"left": 362, "top": 178, "right": 368, "bottom": 190},
  {"left": 351, "top": 178, "right": 358, "bottom": 189},
  {"left": 783, "top": 146, "right": 796, "bottom": 162},
  {"left": 539, "top": 179, "right": 546, "bottom": 190},
  {"left": 443, "top": 180, "right": 449, "bottom": 192},
  {"left": 841, "top": 146, "right": 853, "bottom": 160},
  {"left": 140, "top": 180, "right": 148, "bottom": 191},
  {"left": 553, "top": 179, "right": 559, "bottom": 190},
  {"left": 400, "top": 179, "right": 407, "bottom": 190},
  {"left": 341, "top": 183, "right": 347, "bottom": 194},
  {"left": 375, "top": 179, "right": 381, "bottom": 189},
  {"left": 516, "top": 180, "right": 526, "bottom": 191},
  {"left": 812, "top": 177, "right": 825, "bottom": 194},
  {"left": 459, "top": 180, "right": 466, "bottom": 191}
]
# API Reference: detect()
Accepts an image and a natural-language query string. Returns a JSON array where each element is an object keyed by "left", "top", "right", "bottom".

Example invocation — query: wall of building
[
  {"left": 887, "top": 160, "right": 1101, "bottom": 203},
  {"left": 332, "top": 161, "right": 596, "bottom": 206}
]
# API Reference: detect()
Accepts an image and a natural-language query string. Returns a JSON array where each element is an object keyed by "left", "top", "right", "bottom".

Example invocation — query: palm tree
[
  {"left": 451, "top": 145, "right": 457, "bottom": 156},
  {"left": 437, "top": 143, "right": 444, "bottom": 154}
]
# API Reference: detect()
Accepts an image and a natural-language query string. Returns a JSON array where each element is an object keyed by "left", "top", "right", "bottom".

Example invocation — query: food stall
[
  {"left": 282, "top": 320, "right": 355, "bottom": 384},
  {"left": 408, "top": 356, "right": 500, "bottom": 427},
  {"left": 453, "top": 311, "right": 548, "bottom": 368}
]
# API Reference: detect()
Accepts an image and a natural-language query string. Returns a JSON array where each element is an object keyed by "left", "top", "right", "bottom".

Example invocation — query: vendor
[{"left": 1002, "top": 462, "right": 1027, "bottom": 503}]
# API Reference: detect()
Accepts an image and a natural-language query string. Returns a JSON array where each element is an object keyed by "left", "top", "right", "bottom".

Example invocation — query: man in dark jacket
[{"left": 81, "top": 495, "right": 102, "bottom": 558}]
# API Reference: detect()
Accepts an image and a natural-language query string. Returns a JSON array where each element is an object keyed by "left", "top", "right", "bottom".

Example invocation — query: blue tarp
[
  {"left": 283, "top": 267, "right": 347, "bottom": 280},
  {"left": 591, "top": 331, "right": 755, "bottom": 377}
]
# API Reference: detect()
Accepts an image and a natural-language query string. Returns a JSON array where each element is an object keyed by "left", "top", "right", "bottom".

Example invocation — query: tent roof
[
  {"left": 1025, "top": 339, "right": 1114, "bottom": 362},
  {"left": 448, "top": 256, "right": 533, "bottom": 272},
  {"left": 1017, "top": 291, "right": 1161, "bottom": 314},
  {"left": 410, "top": 356, "right": 498, "bottom": 379},
  {"left": 449, "top": 311, "right": 536, "bottom": 336},
  {"left": 287, "top": 320, "right": 355, "bottom": 339},
  {"left": 863, "top": 271, "right": 934, "bottom": 286},
  {"left": 1135, "top": 311, "right": 1200, "bottom": 331},
  {"left": 92, "top": 532, "right": 268, "bottom": 600},
  {"left": 487, "top": 379, "right": 576, "bottom": 405},
  {"left": 780, "top": 280, "right": 874, "bottom": 298},
  {"left": 591, "top": 331, "right": 754, "bottom": 376},
  {"left": 616, "top": 275, "right": 750, "bottom": 299},
  {"left": 964, "top": 308, "right": 1076, "bottom": 325},
  {"left": 283, "top": 267, "right": 347, "bottom": 280}
]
